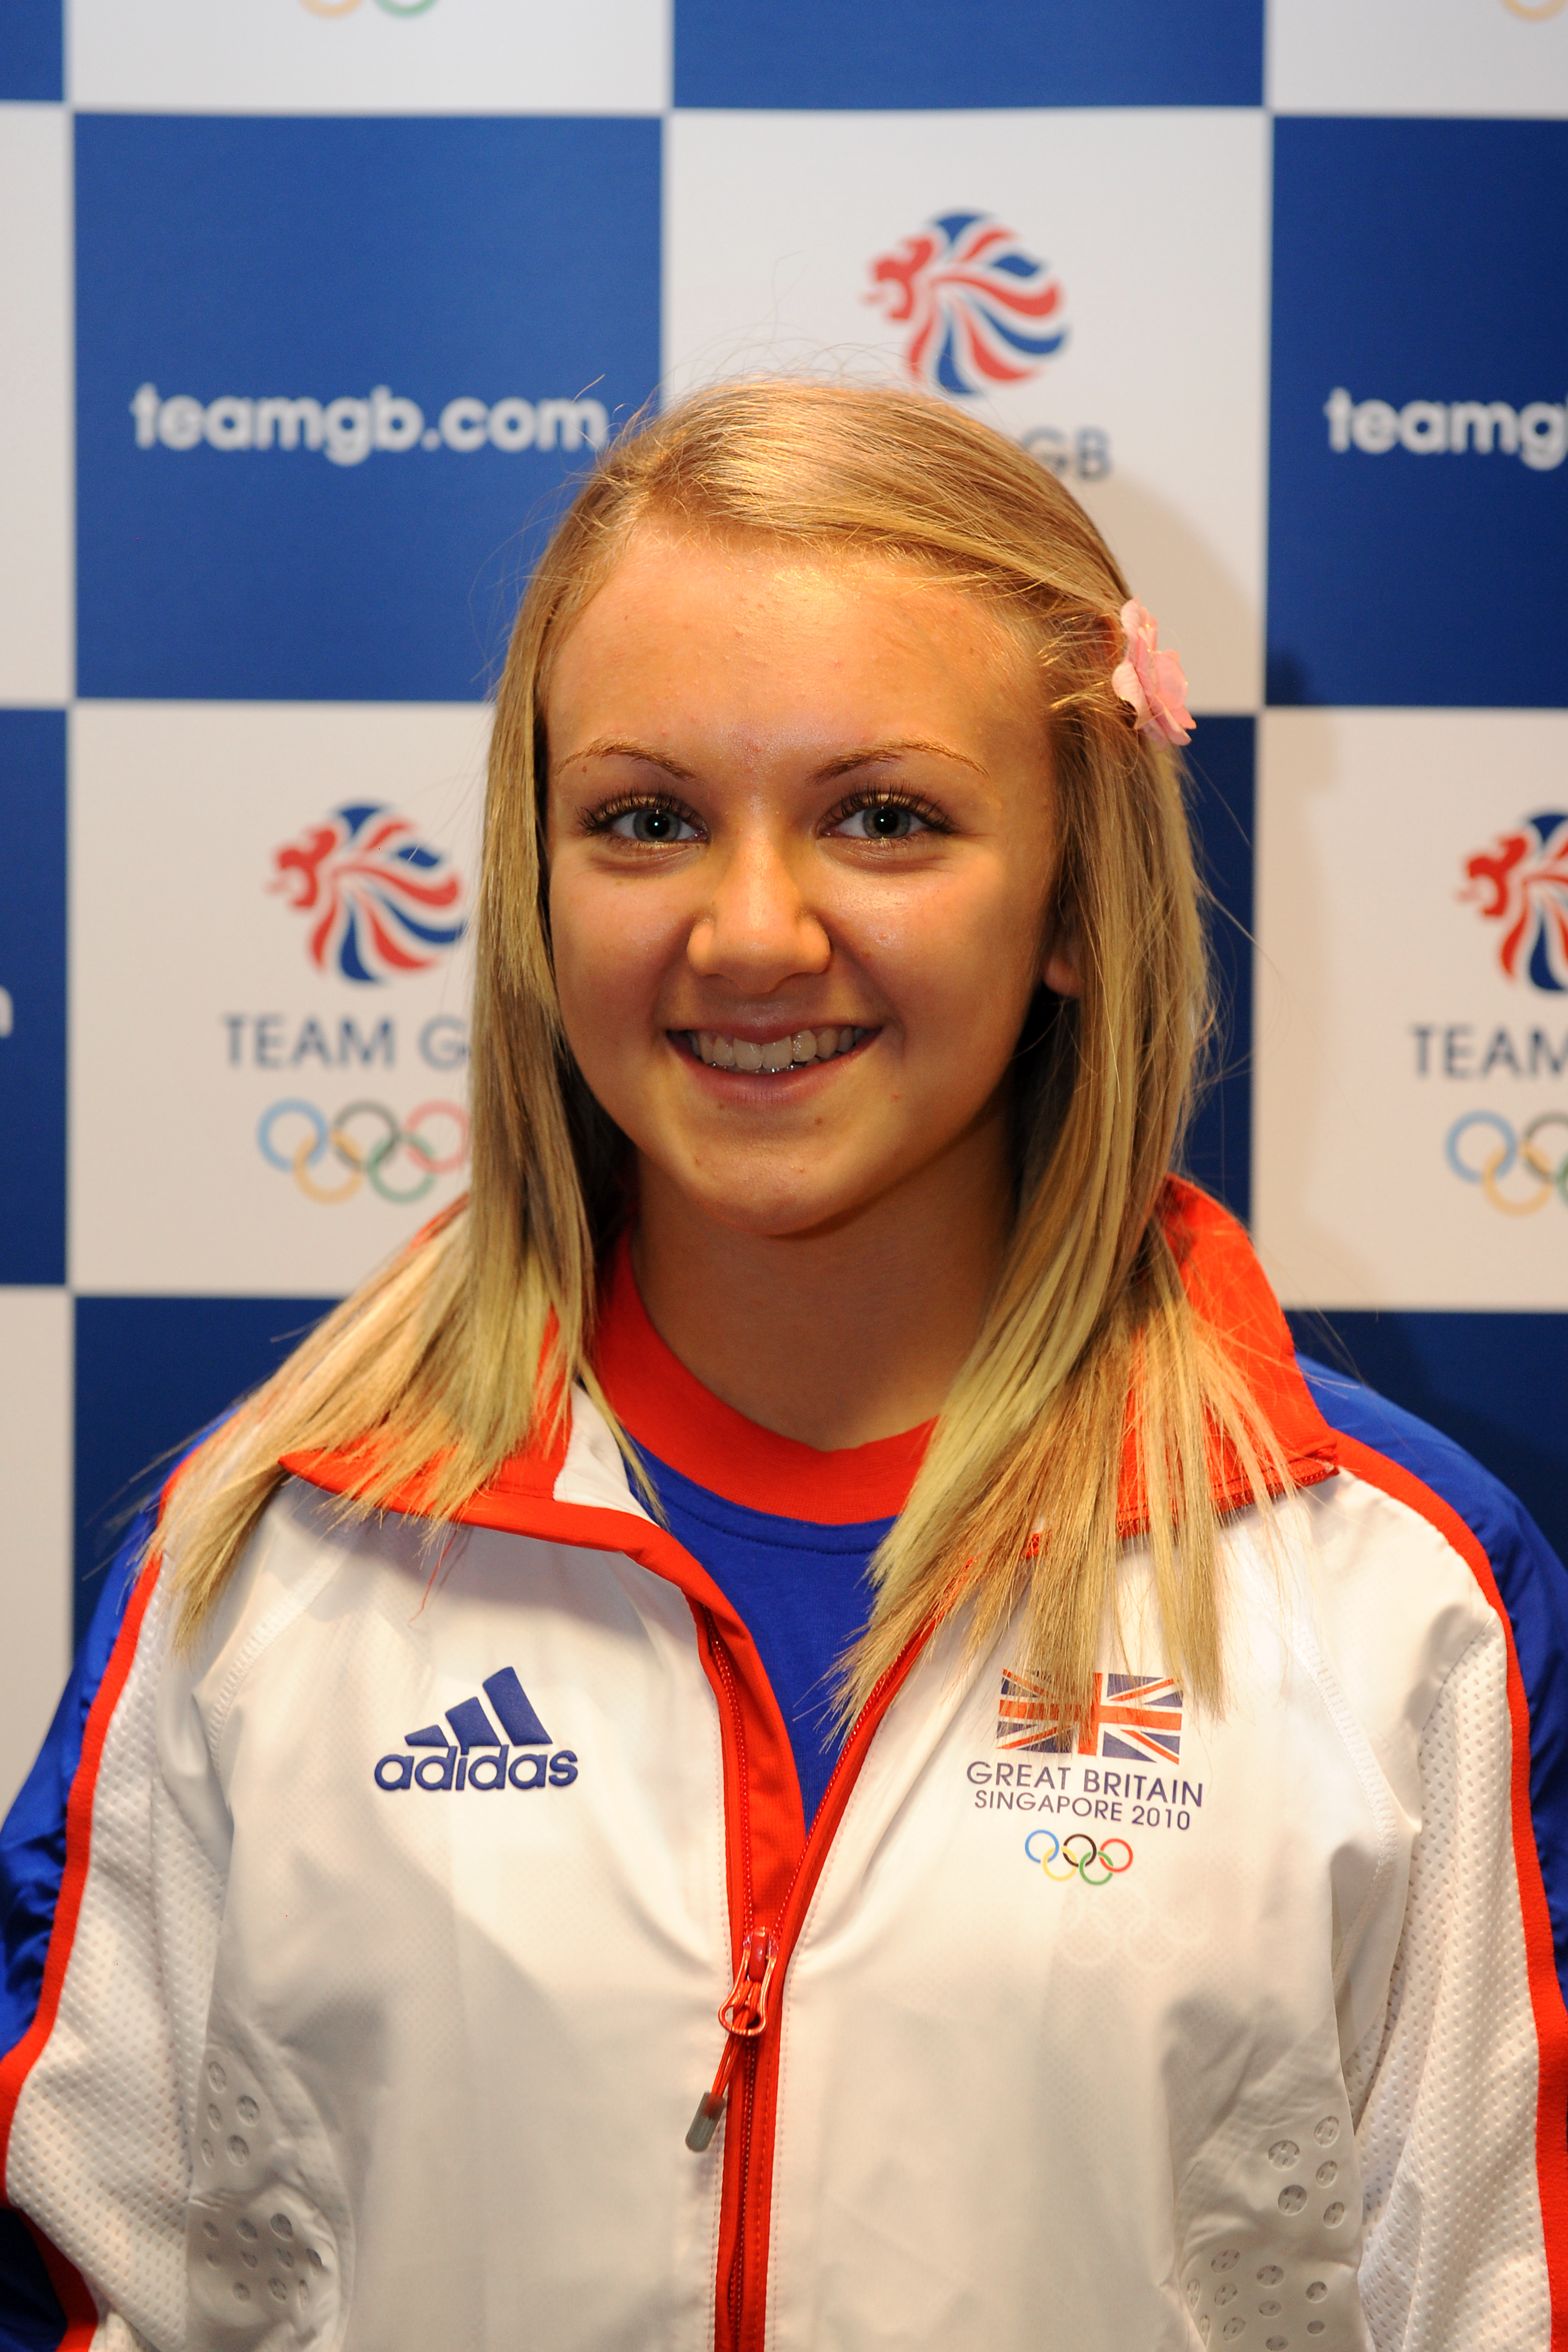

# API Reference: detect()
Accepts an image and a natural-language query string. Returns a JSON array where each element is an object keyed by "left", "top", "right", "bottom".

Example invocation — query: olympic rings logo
[
  {"left": 1446, "top": 1111, "right": 1568, "bottom": 1214},
  {"left": 298, "top": 0, "right": 436, "bottom": 16},
  {"left": 1501, "top": 0, "right": 1566, "bottom": 19},
  {"left": 1023, "top": 1829, "right": 1134, "bottom": 1886},
  {"left": 259, "top": 1099, "right": 467, "bottom": 1205}
]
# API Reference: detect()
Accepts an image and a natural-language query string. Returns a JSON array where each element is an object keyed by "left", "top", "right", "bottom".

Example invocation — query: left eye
[
  {"left": 607, "top": 805, "right": 700, "bottom": 844},
  {"left": 834, "top": 801, "right": 929, "bottom": 841}
]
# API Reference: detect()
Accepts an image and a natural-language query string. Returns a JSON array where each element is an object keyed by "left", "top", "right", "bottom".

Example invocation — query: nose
[{"left": 685, "top": 832, "right": 832, "bottom": 994}]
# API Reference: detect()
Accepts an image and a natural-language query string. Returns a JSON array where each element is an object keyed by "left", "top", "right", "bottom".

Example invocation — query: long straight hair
[{"left": 159, "top": 378, "right": 1282, "bottom": 1722}]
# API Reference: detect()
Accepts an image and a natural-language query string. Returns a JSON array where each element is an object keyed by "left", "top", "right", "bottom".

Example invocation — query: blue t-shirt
[
  {"left": 594, "top": 1242, "right": 928, "bottom": 1829},
  {"left": 637, "top": 1446, "right": 892, "bottom": 1824}
]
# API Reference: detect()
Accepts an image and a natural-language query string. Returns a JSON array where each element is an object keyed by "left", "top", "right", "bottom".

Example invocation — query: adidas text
[{"left": 374, "top": 1746, "right": 578, "bottom": 1793}]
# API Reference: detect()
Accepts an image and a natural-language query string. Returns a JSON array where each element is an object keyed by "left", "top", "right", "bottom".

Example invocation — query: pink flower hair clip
[{"left": 1111, "top": 599, "right": 1193, "bottom": 748}]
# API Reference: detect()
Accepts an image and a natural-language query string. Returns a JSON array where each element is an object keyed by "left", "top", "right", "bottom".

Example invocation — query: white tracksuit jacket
[{"left": 2, "top": 1189, "right": 1566, "bottom": 2352}]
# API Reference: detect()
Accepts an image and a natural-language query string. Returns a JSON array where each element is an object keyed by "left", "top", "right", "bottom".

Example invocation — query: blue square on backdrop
[
  {"left": 74, "top": 1294, "right": 335, "bottom": 1641},
  {"left": 674, "top": 0, "right": 1262, "bottom": 108},
  {"left": 75, "top": 116, "right": 661, "bottom": 703},
  {"left": 1269, "top": 119, "right": 1568, "bottom": 709},
  {"left": 0, "top": 712, "right": 66, "bottom": 1285},
  {"left": 0, "top": 0, "right": 62, "bottom": 100}
]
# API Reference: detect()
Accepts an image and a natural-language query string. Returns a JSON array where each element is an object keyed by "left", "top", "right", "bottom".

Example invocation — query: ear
[{"left": 1042, "top": 926, "right": 1081, "bottom": 998}]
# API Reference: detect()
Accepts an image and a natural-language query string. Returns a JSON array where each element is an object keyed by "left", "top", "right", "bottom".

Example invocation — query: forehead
[{"left": 544, "top": 525, "right": 1044, "bottom": 745}]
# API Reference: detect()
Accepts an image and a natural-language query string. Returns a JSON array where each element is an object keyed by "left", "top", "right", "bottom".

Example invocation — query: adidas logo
[{"left": 373, "top": 1665, "right": 579, "bottom": 1793}]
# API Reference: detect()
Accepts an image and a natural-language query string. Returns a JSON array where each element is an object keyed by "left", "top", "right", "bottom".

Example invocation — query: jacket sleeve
[
  {"left": 0, "top": 1512, "right": 222, "bottom": 2352},
  {"left": 1355, "top": 1608, "right": 1564, "bottom": 2349},
  {"left": 1299, "top": 1360, "right": 1568, "bottom": 2349}
]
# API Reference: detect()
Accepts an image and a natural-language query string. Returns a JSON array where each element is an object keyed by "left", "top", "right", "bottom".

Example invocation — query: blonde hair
[{"left": 159, "top": 378, "right": 1282, "bottom": 1723}]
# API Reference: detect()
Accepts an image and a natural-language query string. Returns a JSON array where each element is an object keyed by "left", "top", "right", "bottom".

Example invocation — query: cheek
[
  {"left": 846, "top": 864, "right": 1044, "bottom": 1053},
  {"left": 549, "top": 873, "right": 679, "bottom": 1068}
]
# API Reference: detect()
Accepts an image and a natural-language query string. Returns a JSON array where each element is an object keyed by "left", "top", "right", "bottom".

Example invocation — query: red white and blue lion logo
[
  {"left": 268, "top": 803, "right": 467, "bottom": 985},
  {"left": 866, "top": 211, "right": 1069, "bottom": 397},
  {"left": 1461, "top": 811, "right": 1568, "bottom": 993}
]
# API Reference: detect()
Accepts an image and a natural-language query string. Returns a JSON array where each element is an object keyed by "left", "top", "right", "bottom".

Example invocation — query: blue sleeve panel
[
  {"left": 0, "top": 1504, "right": 155, "bottom": 2350},
  {"left": 1300, "top": 1356, "right": 1568, "bottom": 2020}
]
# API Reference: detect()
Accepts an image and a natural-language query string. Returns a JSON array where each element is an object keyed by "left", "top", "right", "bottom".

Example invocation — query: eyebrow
[
  {"left": 554, "top": 735, "right": 986, "bottom": 783},
  {"left": 817, "top": 738, "right": 987, "bottom": 781},
  {"left": 554, "top": 737, "right": 698, "bottom": 781}
]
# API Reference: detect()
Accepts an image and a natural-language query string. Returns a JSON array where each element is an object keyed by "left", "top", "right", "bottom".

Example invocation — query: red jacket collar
[
  {"left": 1119, "top": 1178, "right": 1338, "bottom": 1530},
  {"left": 593, "top": 1241, "right": 932, "bottom": 1524},
  {"left": 284, "top": 1180, "right": 1335, "bottom": 1529}
]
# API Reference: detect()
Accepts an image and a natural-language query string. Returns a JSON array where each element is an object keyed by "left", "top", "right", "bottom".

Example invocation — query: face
[{"left": 544, "top": 527, "right": 1077, "bottom": 1240}]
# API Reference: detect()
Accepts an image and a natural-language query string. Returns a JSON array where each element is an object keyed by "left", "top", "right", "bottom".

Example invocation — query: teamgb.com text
[
  {"left": 130, "top": 384, "right": 610, "bottom": 467},
  {"left": 1325, "top": 386, "right": 1568, "bottom": 470}
]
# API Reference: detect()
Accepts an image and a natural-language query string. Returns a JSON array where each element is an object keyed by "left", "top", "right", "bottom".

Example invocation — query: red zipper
[
  {"left": 686, "top": 1928, "right": 777, "bottom": 2151},
  {"left": 688, "top": 1616, "right": 926, "bottom": 2351},
  {"left": 689, "top": 1614, "right": 765, "bottom": 2346}
]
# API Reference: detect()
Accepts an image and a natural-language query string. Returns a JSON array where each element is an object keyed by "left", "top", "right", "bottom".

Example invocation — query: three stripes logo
[{"left": 373, "top": 1664, "right": 578, "bottom": 1792}]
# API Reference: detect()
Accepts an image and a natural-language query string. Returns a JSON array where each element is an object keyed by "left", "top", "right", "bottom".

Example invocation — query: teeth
[{"left": 690, "top": 1025, "right": 865, "bottom": 1073}]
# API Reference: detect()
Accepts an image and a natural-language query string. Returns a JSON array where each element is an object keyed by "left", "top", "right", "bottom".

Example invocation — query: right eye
[{"left": 602, "top": 802, "right": 702, "bottom": 845}]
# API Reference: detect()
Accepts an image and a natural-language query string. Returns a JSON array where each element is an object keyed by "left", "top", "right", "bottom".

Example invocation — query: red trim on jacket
[
  {"left": 1330, "top": 1430, "right": 1568, "bottom": 2343},
  {"left": 594, "top": 1239, "right": 932, "bottom": 1523}
]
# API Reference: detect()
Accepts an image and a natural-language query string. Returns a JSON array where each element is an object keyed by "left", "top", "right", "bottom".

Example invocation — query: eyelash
[
  {"left": 827, "top": 786, "right": 950, "bottom": 838},
  {"left": 582, "top": 791, "right": 703, "bottom": 840}
]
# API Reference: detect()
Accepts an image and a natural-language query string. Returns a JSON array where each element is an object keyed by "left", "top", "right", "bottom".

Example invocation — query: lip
[{"left": 668, "top": 1026, "right": 880, "bottom": 1090}]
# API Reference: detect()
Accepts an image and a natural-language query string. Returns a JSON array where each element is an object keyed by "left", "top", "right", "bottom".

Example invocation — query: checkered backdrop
[{"left": 3, "top": 0, "right": 1567, "bottom": 1809}]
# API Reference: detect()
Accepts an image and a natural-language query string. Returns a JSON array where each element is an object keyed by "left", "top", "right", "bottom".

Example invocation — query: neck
[{"left": 630, "top": 1118, "right": 1013, "bottom": 1451}]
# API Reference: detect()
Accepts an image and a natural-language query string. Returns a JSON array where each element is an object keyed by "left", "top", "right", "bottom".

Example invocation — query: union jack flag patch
[{"left": 997, "top": 1668, "right": 1182, "bottom": 1765}]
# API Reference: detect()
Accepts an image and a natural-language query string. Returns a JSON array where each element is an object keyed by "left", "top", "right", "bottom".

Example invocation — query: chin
[
  {"left": 688, "top": 1176, "right": 866, "bottom": 1241},
  {"left": 702, "top": 1197, "right": 843, "bottom": 1240}
]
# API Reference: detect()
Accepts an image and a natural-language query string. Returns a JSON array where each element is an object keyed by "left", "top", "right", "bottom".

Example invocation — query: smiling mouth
[{"left": 681, "top": 1025, "right": 874, "bottom": 1074}]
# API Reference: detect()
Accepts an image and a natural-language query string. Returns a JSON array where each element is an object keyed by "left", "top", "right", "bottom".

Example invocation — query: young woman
[{"left": 3, "top": 381, "right": 1566, "bottom": 2352}]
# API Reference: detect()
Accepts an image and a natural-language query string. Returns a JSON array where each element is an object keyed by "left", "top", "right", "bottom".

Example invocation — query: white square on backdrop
[
  {"left": 1269, "top": 0, "right": 1568, "bottom": 118},
  {"left": 72, "top": 702, "right": 489, "bottom": 1295},
  {"left": 664, "top": 109, "right": 1270, "bottom": 713},
  {"left": 70, "top": 0, "right": 668, "bottom": 115},
  {"left": 0, "top": 1290, "right": 71, "bottom": 1811},
  {"left": 0, "top": 107, "right": 71, "bottom": 707},
  {"left": 1255, "top": 707, "right": 1568, "bottom": 1310}
]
